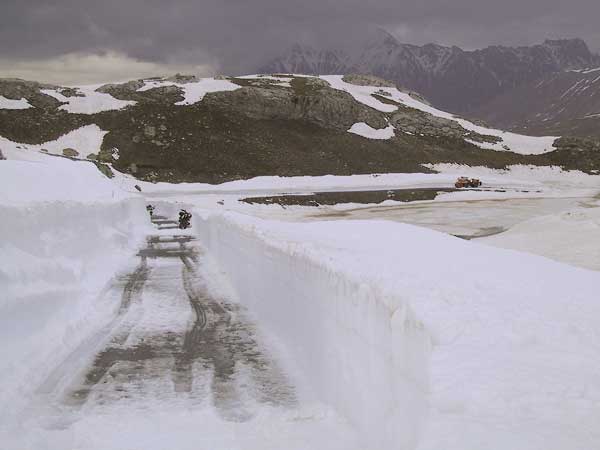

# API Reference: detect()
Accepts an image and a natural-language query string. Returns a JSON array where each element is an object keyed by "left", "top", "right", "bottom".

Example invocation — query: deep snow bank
[
  {"left": 0, "top": 149, "right": 150, "bottom": 424},
  {"left": 196, "top": 213, "right": 432, "bottom": 450},
  {"left": 0, "top": 200, "right": 149, "bottom": 423},
  {"left": 481, "top": 203, "right": 600, "bottom": 271},
  {"left": 196, "top": 212, "right": 600, "bottom": 450}
]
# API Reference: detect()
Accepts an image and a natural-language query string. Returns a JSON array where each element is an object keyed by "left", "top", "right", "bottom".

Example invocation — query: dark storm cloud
[{"left": 1, "top": 0, "right": 600, "bottom": 80}]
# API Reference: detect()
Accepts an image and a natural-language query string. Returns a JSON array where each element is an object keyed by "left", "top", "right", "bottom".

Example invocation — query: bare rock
[
  {"left": 62, "top": 148, "right": 79, "bottom": 157},
  {"left": 342, "top": 74, "right": 397, "bottom": 88}
]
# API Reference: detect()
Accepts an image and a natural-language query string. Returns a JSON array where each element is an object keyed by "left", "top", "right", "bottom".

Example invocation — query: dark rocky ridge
[
  {"left": 1, "top": 75, "right": 599, "bottom": 183},
  {"left": 471, "top": 69, "right": 600, "bottom": 138}
]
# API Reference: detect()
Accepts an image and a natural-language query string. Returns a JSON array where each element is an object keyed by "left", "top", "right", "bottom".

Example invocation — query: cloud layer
[
  {"left": 2, "top": 0, "right": 600, "bottom": 83},
  {"left": 0, "top": 51, "right": 216, "bottom": 86}
]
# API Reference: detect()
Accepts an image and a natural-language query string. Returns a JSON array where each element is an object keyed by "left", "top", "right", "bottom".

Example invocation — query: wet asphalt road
[{"left": 58, "top": 215, "right": 295, "bottom": 421}]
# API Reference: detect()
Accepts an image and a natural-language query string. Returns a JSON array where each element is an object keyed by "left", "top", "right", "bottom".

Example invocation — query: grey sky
[{"left": 1, "top": 0, "right": 600, "bottom": 84}]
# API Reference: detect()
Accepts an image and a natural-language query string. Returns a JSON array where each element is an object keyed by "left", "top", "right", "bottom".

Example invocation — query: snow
[
  {"left": 109, "top": 164, "right": 599, "bottom": 207},
  {"left": 0, "top": 200, "right": 149, "bottom": 426},
  {"left": 196, "top": 211, "right": 600, "bottom": 450},
  {"left": 481, "top": 204, "right": 600, "bottom": 271},
  {"left": 321, "top": 75, "right": 558, "bottom": 155},
  {"left": 137, "top": 77, "right": 241, "bottom": 105},
  {"left": 348, "top": 122, "right": 395, "bottom": 139},
  {"left": 0, "top": 147, "right": 150, "bottom": 430},
  {"left": 196, "top": 212, "right": 429, "bottom": 449},
  {"left": 0, "top": 95, "right": 32, "bottom": 110},
  {"left": 40, "top": 85, "right": 135, "bottom": 114},
  {"left": 0, "top": 124, "right": 107, "bottom": 160},
  {"left": 1, "top": 103, "right": 600, "bottom": 449},
  {"left": 0, "top": 148, "right": 134, "bottom": 204},
  {"left": 426, "top": 163, "right": 600, "bottom": 191},
  {"left": 570, "top": 67, "right": 600, "bottom": 74},
  {"left": 114, "top": 171, "right": 466, "bottom": 195}
]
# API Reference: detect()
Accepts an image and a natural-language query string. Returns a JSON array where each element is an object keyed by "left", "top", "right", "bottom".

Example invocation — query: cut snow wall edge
[
  {"left": 0, "top": 198, "right": 150, "bottom": 422},
  {"left": 194, "top": 211, "right": 432, "bottom": 450}
]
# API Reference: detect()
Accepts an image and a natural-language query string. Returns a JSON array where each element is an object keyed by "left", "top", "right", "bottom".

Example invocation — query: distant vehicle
[
  {"left": 455, "top": 177, "right": 482, "bottom": 188},
  {"left": 178, "top": 209, "right": 192, "bottom": 229}
]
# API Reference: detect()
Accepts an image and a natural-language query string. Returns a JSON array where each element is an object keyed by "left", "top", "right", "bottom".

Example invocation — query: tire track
[{"left": 37, "top": 260, "right": 151, "bottom": 398}]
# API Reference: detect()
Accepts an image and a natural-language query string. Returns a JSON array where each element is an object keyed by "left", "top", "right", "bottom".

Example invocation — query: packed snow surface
[
  {"left": 137, "top": 77, "right": 241, "bottom": 105},
  {"left": 0, "top": 124, "right": 107, "bottom": 160},
  {"left": 348, "top": 122, "right": 395, "bottom": 139},
  {"left": 482, "top": 205, "right": 600, "bottom": 271},
  {"left": 40, "top": 85, "right": 135, "bottom": 114},
  {"left": 321, "top": 75, "right": 558, "bottom": 155},
  {"left": 0, "top": 146, "right": 132, "bottom": 204},
  {"left": 110, "top": 163, "right": 599, "bottom": 203},
  {"left": 197, "top": 211, "right": 600, "bottom": 450},
  {"left": 0, "top": 95, "right": 32, "bottom": 109}
]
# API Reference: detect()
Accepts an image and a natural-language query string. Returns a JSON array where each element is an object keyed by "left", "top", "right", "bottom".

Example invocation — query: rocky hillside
[
  {"left": 260, "top": 33, "right": 600, "bottom": 116},
  {"left": 471, "top": 68, "right": 600, "bottom": 138},
  {"left": 1, "top": 74, "right": 599, "bottom": 183}
]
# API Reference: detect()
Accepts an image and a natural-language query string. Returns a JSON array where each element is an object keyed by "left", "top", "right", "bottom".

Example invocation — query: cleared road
[{"left": 26, "top": 216, "right": 359, "bottom": 450}]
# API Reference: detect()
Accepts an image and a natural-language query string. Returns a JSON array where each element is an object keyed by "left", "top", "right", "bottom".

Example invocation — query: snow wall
[
  {"left": 0, "top": 199, "right": 149, "bottom": 422},
  {"left": 195, "top": 212, "right": 431, "bottom": 450}
]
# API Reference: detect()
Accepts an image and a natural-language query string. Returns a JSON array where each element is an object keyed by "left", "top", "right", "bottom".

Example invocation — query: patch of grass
[
  {"left": 372, "top": 94, "right": 402, "bottom": 106},
  {"left": 93, "top": 161, "right": 115, "bottom": 178},
  {"left": 290, "top": 77, "right": 325, "bottom": 97}
]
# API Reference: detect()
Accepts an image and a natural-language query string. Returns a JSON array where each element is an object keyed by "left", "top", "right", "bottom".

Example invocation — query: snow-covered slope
[
  {"left": 196, "top": 211, "right": 600, "bottom": 450},
  {"left": 40, "top": 85, "right": 136, "bottom": 114},
  {"left": 0, "top": 124, "right": 107, "bottom": 161},
  {"left": 481, "top": 205, "right": 600, "bottom": 271},
  {"left": 0, "top": 95, "right": 32, "bottom": 110},
  {"left": 136, "top": 77, "right": 241, "bottom": 105},
  {"left": 473, "top": 67, "right": 600, "bottom": 137},
  {"left": 322, "top": 75, "right": 558, "bottom": 154},
  {"left": 347, "top": 122, "right": 395, "bottom": 139}
]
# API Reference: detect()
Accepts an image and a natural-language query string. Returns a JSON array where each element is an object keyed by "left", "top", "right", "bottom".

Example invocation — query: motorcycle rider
[{"left": 178, "top": 209, "right": 192, "bottom": 229}]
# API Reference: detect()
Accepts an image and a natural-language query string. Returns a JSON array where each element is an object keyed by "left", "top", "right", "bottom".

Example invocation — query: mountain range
[{"left": 259, "top": 33, "right": 600, "bottom": 132}]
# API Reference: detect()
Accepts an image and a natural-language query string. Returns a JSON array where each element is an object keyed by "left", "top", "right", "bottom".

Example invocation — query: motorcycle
[{"left": 178, "top": 209, "right": 192, "bottom": 229}]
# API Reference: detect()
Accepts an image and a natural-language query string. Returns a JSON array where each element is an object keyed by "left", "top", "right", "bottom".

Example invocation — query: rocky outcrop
[
  {"left": 342, "top": 74, "right": 396, "bottom": 88},
  {"left": 554, "top": 136, "right": 600, "bottom": 152},
  {"left": 98, "top": 81, "right": 184, "bottom": 104},
  {"left": 0, "top": 79, "right": 64, "bottom": 109},
  {"left": 205, "top": 77, "right": 388, "bottom": 130}
]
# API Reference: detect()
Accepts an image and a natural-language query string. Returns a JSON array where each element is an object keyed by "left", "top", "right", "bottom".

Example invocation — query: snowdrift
[
  {"left": 0, "top": 200, "right": 149, "bottom": 422},
  {"left": 195, "top": 212, "right": 600, "bottom": 450},
  {"left": 196, "top": 213, "right": 431, "bottom": 449},
  {"left": 0, "top": 151, "right": 150, "bottom": 424}
]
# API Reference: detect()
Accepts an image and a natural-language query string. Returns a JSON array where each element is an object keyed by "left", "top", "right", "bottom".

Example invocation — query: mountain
[
  {"left": 1, "top": 74, "right": 599, "bottom": 184},
  {"left": 260, "top": 44, "right": 351, "bottom": 76},
  {"left": 471, "top": 67, "right": 600, "bottom": 138},
  {"left": 259, "top": 34, "right": 600, "bottom": 115}
]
